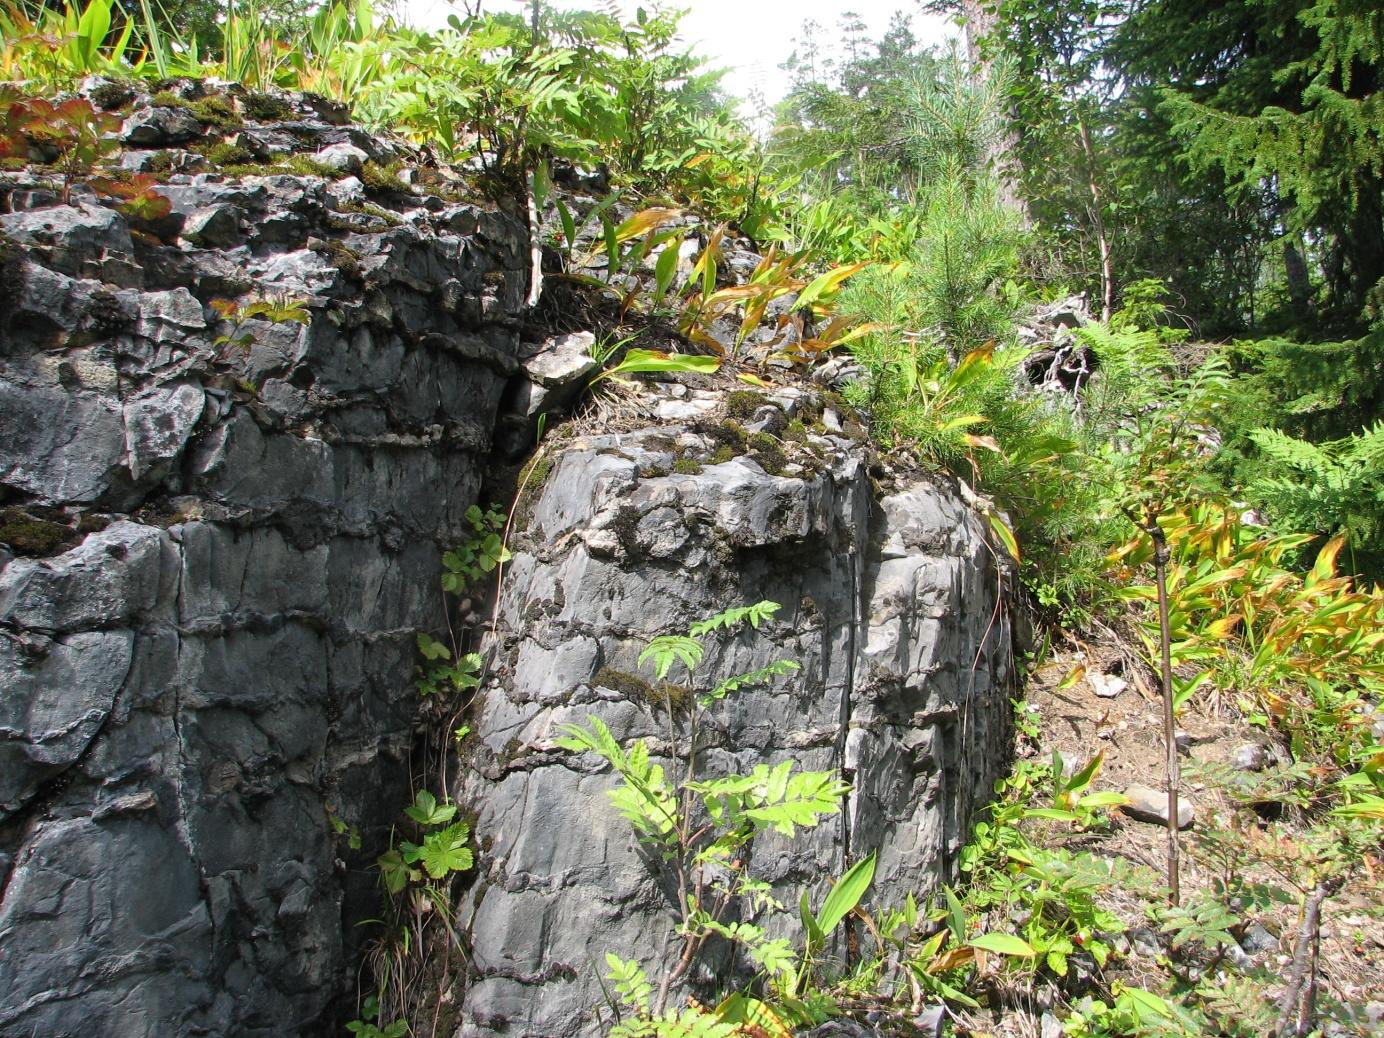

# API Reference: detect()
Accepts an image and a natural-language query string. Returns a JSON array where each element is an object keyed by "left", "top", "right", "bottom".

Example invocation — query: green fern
[
  {"left": 1071, "top": 321, "right": 1174, "bottom": 405},
  {"left": 701, "top": 660, "right": 801, "bottom": 707},
  {"left": 605, "top": 953, "right": 653, "bottom": 1014},
  {"left": 557, "top": 603, "right": 852, "bottom": 1018},
  {"left": 688, "top": 761, "right": 849, "bottom": 840},
  {"left": 688, "top": 600, "right": 782, "bottom": 637},
  {"left": 1247, "top": 420, "right": 1384, "bottom": 565},
  {"left": 637, "top": 635, "right": 704, "bottom": 682},
  {"left": 555, "top": 718, "right": 678, "bottom": 843},
  {"left": 609, "top": 1006, "right": 740, "bottom": 1038}
]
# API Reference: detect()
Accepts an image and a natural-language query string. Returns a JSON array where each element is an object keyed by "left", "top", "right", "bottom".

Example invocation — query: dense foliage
[{"left": 2, "top": 0, "right": 1379, "bottom": 1034}]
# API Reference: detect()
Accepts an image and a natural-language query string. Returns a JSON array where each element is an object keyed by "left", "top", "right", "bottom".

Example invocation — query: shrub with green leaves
[{"left": 376, "top": 789, "right": 473, "bottom": 896}]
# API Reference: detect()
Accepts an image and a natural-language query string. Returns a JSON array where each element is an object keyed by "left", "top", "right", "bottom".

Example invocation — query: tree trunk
[
  {"left": 961, "top": 0, "right": 1031, "bottom": 226},
  {"left": 1283, "top": 237, "right": 1313, "bottom": 317}
]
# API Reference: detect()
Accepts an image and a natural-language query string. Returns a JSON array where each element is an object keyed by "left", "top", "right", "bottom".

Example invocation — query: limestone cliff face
[
  {"left": 450, "top": 409, "right": 1014, "bottom": 1037},
  {"left": 0, "top": 85, "right": 1014, "bottom": 1038},
  {"left": 0, "top": 86, "right": 530, "bottom": 1037}
]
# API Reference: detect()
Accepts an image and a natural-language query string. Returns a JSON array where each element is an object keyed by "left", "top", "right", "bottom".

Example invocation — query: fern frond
[
  {"left": 702, "top": 660, "right": 801, "bottom": 706},
  {"left": 1341, "top": 420, "right": 1384, "bottom": 470},
  {"left": 1072, "top": 321, "right": 1173, "bottom": 388},
  {"left": 609, "top": 1007, "right": 741, "bottom": 1038},
  {"left": 1249, "top": 427, "right": 1330, "bottom": 474},
  {"left": 604, "top": 953, "right": 652, "bottom": 1014},
  {"left": 689, "top": 600, "right": 782, "bottom": 637},
  {"left": 639, "top": 635, "right": 704, "bottom": 681},
  {"left": 555, "top": 720, "right": 679, "bottom": 841}
]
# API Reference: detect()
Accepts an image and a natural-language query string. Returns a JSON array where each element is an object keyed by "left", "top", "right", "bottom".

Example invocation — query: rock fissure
[{"left": 836, "top": 544, "right": 861, "bottom": 879}]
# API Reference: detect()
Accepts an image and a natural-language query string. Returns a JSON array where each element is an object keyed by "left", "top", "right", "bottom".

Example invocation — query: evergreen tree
[{"left": 1108, "top": 0, "right": 1383, "bottom": 333}]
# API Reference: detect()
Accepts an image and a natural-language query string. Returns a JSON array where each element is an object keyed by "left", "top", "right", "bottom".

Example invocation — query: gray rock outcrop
[
  {"left": 1, "top": 82, "right": 1017, "bottom": 1038},
  {"left": 449, "top": 417, "right": 1016, "bottom": 1037},
  {"left": 0, "top": 103, "right": 530, "bottom": 1036}
]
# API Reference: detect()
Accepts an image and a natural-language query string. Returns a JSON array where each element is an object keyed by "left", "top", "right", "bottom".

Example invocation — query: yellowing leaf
[
  {"left": 1203, "top": 614, "right": 1242, "bottom": 639},
  {"left": 594, "top": 349, "right": 720, "bottom": 383},
  {"left": 987, "top": 512, "right": 1021, "bottom": 562},
  {"left": 795, "top": 261, "right": 871, "bottom": 312},
  {"left": 1057, "top": 664, "right": 1087, "bottom": 690},
  {"left": 1309, "top": 534, "right": 1345, "bottom": 586},
  {"left": 928, "top": 945, "right": 976, "bottom": 973},
  {"left": 965, "top": 433, "right": 1003, "bottom": 453},
  {"left": 613, "top": 207, "right": 681, "bottom": 244}
]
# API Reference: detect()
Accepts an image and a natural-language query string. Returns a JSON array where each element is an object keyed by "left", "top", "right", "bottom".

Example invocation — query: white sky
[{"left": 399, "top": 1, "right": 956, "bottom": 108}]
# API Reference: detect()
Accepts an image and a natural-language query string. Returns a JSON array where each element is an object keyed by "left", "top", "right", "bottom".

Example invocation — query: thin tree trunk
[
  {"left": 1149, "top": 514, "right": 1181, "bottom": 905},
  {"left": 1077, "top": 113, "right": 1114, "bottom": 320},
  {"left": 1275, "top": 883, "right": 1329, "bottom": 1038}
]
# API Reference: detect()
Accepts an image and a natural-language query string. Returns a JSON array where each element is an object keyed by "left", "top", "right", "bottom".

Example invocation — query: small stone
[
  {"left": 1090, "top": 670, "right": 1127, "bottom": 698},
  {"left": 326, "top": 176, "right": 366, "bottom": 208},
  {"left": 314, "top": 142, "right": 368, "bottom": 174},
  {"left": 180, "top": 204, "right": 241, "bottom": 248},
  {"left": 1231, "top": 741, "right": 1272, "bottom": 772},
  {"left": 122, "top": 105, "right": 203, "bottom": 146},
  {"left": 1129, "top": 928, "right": 1162, "bottom": 959},
  {"left": 522, "top": 331, "right": 599, "bottom": 388},
  {"left": 912, "top": 1005, "right": 945, "bottom": 1038},
  {"left": 1040, "top": 1011, "right": 1064, "bottom": 1038},
  {"left": 654, "top": 398, "right": 716, "bottom": 421},
  {"left": 1121, "top": 783, "right": 1195, "bottom": 829},
  {"left": 1239, "top": 922, "right": 1279, "bottom": 955},
  {"left": 1226, "top": 942, "right": 1255, "bottom": 969},
  {"left": 445, "top": 206, "right": 481, "bottom": 235}
]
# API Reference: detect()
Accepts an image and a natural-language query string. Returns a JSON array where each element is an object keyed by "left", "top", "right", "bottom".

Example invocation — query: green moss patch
[
  {"left": 242, "top": 91, "right": 293, "bottom": 122},
  {"left": 361, "top": 160, "right": 411, "bottom": 196},
  {"left": 724, "top": 390, "right": 771, "bottom": 419},
  {"left": 0, "top": 234, "right": 25, "bottom": 329},
  {"left": 0, "top": 506, "right": 76, "bottom": 556},
  {"left": 748, "top": 432, "right": 788, "bottom": 476},
  {"left": 199, "top": 140, "right": 256, "bottom": 167},
  {"left": 309, "top": 237, "right": 363, "bottom": 279}
]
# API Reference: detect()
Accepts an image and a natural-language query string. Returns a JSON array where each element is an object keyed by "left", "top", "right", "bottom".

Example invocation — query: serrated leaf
[
  {"left": 416, "top": 632, "right": 451, "bottom": 661},
  {"left": 418, "top": 822, "right": 472, "bottom": 879}
]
